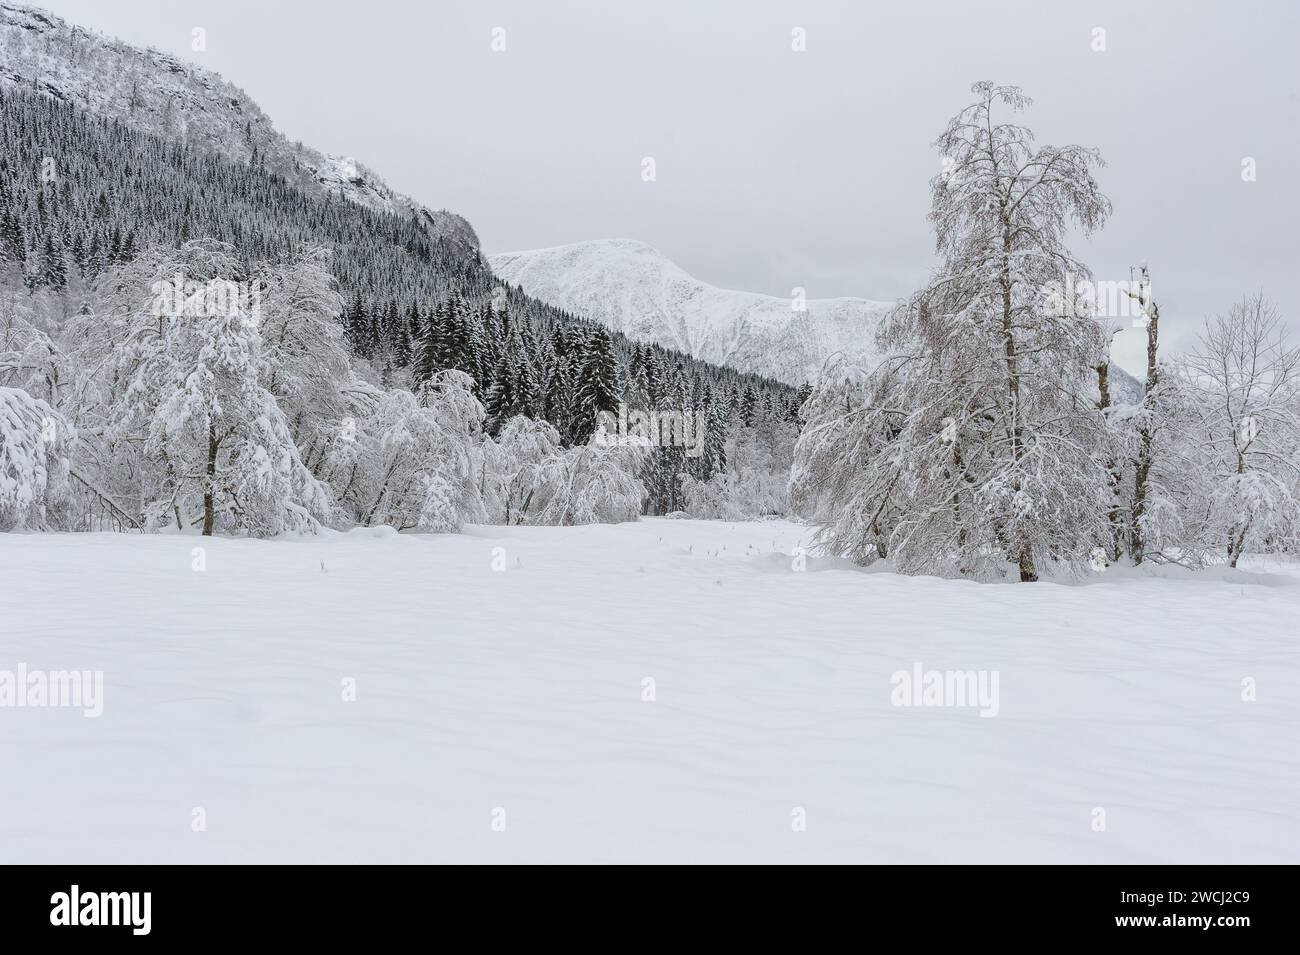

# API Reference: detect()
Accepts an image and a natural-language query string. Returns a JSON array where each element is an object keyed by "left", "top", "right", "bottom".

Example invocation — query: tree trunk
[
  {"left": 1228, "top": 523, "right": 1250, "bottom": 568},
  {"left": 1130, "top": 273, "right": 1160, "bottom": 564},
  {"left": 1096, "top": 363, "right": 1124, "bottom": 561},
  {"left": 999, "top": 206, "right": 1035, "bottom": 582},
  {"left": 1018, "top": 546, "right": 1039, "bottom": 582},
  {"left": 1129, "top": 429, "right": 1153, "bottom": 560},
  {"left": 201, "top": 425, "right": 218, "bottom": 536},
  {"left": 1095, "top": 361, "right": 1111, "bottom": 410}
]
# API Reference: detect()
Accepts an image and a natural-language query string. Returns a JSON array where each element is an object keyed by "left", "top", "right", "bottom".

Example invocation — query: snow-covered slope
[
  {"left": 491, "top": 240, "right": 894, "bottom": 385},
  {"left": 3, "top": 521, "right": 1297, "bottom": 863},
  {"left": 0, "top": 2, "right": 477, "bottom": 252}
]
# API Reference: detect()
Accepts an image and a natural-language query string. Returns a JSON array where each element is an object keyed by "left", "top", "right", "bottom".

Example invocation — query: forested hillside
[{"left": 0, "top": 84, "right": 800, "bottom": 520}]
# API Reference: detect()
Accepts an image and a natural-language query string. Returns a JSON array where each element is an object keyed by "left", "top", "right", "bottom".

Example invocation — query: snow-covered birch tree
[{"left": 793, "top": 83, "right": 1114, "bottom": 580}]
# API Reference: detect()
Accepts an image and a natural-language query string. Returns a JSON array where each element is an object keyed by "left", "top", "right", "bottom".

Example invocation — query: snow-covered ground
[{"left": 2, "top": 519, "right": 1297, "bottom": 864}]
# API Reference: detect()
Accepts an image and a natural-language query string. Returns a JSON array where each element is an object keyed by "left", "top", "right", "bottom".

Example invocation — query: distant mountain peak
[{"left": 490, "top": 239, "right": 894, "bottom": 384}]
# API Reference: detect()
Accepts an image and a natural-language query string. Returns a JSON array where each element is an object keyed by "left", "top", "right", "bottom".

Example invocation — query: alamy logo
[
  {"left": 595, "top": 403, "right": 705, "bottom": 458},
  {"left": 50, "top": 886, "right": 151, "bottom": 935},
  {"left": 890, "top": 662, "right": 1000, "bottom": 717},
  {"left": 1042, "top": 271, "right": 1150, "bottom": 323},
  {"left": 0, "top": 664, "right": 102, "bottom": 717},
  {"left": 150, "top": 272, "right": 263, "bottom": 327}
]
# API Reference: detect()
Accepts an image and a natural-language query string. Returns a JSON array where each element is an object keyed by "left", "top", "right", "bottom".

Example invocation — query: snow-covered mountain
[
  {"left": 491, "top": 239, "right": 1147, "bottom": 399},
  {"left": 0, "top": 2, "right": 478, "bottom": 252},
  {"left": 490, "top": 239, "right": 894, "bottom": 385}
]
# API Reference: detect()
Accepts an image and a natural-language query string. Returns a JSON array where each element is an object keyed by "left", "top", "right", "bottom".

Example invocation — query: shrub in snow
[
  {"left": 532, "top": 439, "right": 647, "bottom": 526},
  {"left": 486, "top": 416, "right": 565, "bottom": 525},
  {"left": 1211, "top": 472, "right": 1298, "bottom": 560},
  {"left": 0, "top": 387, "right": 72, "bottom": 530},
  {"left": 681, "top": 427, "right": 788, "bottom": 519},
  {"left": 324, "top": 371, "right": 488, "bottom": 532},
  {"left": 478, "top": 415, "right": 647, "bottom": 527}
]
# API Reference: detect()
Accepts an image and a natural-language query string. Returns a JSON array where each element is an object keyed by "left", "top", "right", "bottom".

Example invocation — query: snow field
[{"left": 1, "top": 519, "right": 1297, "bottom": 863}]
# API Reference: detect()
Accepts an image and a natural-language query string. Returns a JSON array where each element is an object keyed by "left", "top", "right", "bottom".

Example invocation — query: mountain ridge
[{"left": 0, "top": 1, "right": 478, "bottom": 252}]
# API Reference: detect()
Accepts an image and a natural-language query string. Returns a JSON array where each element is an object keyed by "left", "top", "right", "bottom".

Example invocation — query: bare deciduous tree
[{"left": 1179, "top": 293, "right": 1300, "bottom": 565}]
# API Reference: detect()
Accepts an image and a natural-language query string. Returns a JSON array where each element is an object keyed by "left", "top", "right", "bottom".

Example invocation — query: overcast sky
[{"left": 36, "top": 0, "right": 1300, "bottom": 373}]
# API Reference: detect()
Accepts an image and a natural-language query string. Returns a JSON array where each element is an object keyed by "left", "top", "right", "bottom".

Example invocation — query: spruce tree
[
  {"left": 40, "top": 236, "right": 67, "bottom": 290},
  {"left": 575, "top": 327, "right": 619, "bottom": 442}
]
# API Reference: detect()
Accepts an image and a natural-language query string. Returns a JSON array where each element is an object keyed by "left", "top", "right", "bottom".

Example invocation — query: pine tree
[
  {"left": 396, "top": 302, "right": 418, "bottom": 368},
  {"left": 485, "top": 354, "right": 517, "bottom": 428},
  {"left": 415, "top": 299, "right": 449, "bottom": 384},
  {"left": 575, "top": 327, "right": 619, "bottom": 442},
  {"left": 349, "top": 293, "right": 379, "bottom": 358},
  {"left": 626, "top": 345, "right": 651, "bottom": 409},
  {"left": 86, "top": 230, "right": 105, "bottom": 279},
  {"left": 0, "top": 211, "right": 24, "bottom": 270},
  {"left": 444, "top": 298, "right": 472, "bottom": 378},
  {"left": 39, "top": 236, "right": 67, "bottom": 290}
]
